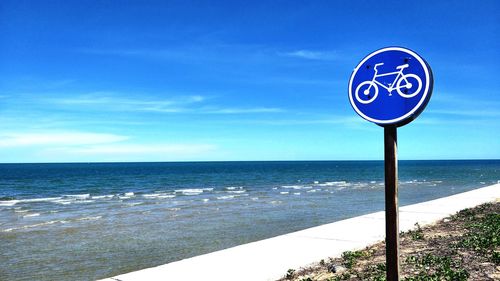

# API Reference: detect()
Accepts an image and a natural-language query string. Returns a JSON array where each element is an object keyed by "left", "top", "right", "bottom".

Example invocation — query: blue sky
[{"left": 0, "top": 0, "right": 499, "bottom": 162}]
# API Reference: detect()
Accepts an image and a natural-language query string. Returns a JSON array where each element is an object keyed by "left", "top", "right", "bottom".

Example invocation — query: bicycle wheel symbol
[
  {"left": 396, "top": 74, "right": 422, "bottom": 98},
  {"left": 355, "top": 81, "right": 379, "bottom": 104}
]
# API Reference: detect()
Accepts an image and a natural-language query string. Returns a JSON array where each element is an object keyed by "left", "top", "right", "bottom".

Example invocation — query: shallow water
[{"left": 0, "top": 160, "right": 498, "bottom": 280}]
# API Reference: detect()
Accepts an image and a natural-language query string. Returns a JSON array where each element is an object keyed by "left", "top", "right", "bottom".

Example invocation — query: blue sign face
[{"left": 348, "top": 47, "right": 433, "bottom": 127}]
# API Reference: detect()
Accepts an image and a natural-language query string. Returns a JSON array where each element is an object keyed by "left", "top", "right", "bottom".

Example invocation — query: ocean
[{"left": 0, "top": 160, "right": 498, "bottom": 280}]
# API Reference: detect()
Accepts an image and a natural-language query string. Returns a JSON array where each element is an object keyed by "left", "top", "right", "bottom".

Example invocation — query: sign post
[
  {"left": 384, "top": 126, "right": 399, "bottom": 280},
  {"left": 348, "top": 47, "right": 433, "bottom": 281}
]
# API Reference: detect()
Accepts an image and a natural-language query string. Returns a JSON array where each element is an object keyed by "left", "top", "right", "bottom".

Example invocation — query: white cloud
[
  {"left": 281, "top": 50, "right": 338, "bottom": 60},
  {"left": 0, "top": 132, "right": 128, "bottom": 147},
  {"left": 60, "top": 144, "right": 217, "bottom": 155},
  {"left": 428, "top": 109, "right": 500, "bottom": 117},
  {"left": 204, "top": 107, "right": 284, "bottom": 114},
  {"left": 223, "top": 116, "right": 363, "bottom": 125},
  {"left": 37, "top": 144, "right": 218, "bottom": 162},
  {"left": 50, "top": 93, "right": 206, "bottom": 113},
  {"left": 48, "top": 93, "right": 284, "bottom": 115},
  {"left": 0, "top": 131, "right": 218, "bottom": 162}
]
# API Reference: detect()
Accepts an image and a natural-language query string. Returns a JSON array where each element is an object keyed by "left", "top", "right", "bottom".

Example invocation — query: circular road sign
[{"left": 348, "top": 47, "right": 433, "bottom": 127}]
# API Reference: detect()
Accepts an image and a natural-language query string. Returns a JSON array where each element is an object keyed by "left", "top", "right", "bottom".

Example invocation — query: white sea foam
[
  {"left": 175, "top": 188, "right": 213, "bottom": 195},
  {"left": 317, "top": 181, "right": 349, "bottom": 187},
  {"left": 75, "top": 216, "right": 102, "bottom": 221},
  {"left": 52, "top": 199, "right": 73, "bottom": 205},
  {"left": 307, "top": 189, "right": 318, "bottom": 193},
  {"left": 143, "top": 192, "right": 175, "bottom": 198},
  {"left": 91, "top": 195, "right": 114, "bottom": 199},
  {"left": 281, "top": 185, "right": 312, "bottom": 190},
  {"left": 126, "top": 202, "right": 142, "bottom": 206},
  {"left": 293, "top": 192, "right": 301, "bottom": 195},
  {"left": 1, "top": 196, "right": 67, "bottom": 206},
  {"left": 280, "top": 191, "right": 289, "bottom": 195},
  {"left": 225, "top": 186, "right": 243, "bottom": 190},
  {"left": 251, "top": 197, "right": 259, "bottom": 201},
  {"left": 217, "top": 195, "right": 235, "bottom": 200},
  {"left": 63, "top": 194, "right": 90, "bottom": 200},
  {"left": 73, "top": 200, "right": 95, "bottom": 204},
  {"left": 143, "top": 193, "right": 161, "bottom": 198},
  {"left": 0, "top": 200, "right": 19, "bottom": 206},
  {"left": 157, "top": 195, "right": 176, "bottom": 199},
  {"left": 19, "top": 197, "right": 63, "bottom": 203},
  {"left": 227, "top": 190, "right": 246, "bottom": 194},
  {"left": 124, "top": 192, "right": 135, "bottom": 196},
  {"left": 2, "top": 215, "right": 101, "bottom": 232},
  {"left": 14, "top": 209, "right": 29, "bottom": 213},
  {"left": 23, "top": 213, "right": 40, "bottom": 218},
  {"left": 3, "top": 220, "right": 62, "bottom": 232},
  {"left": 401, "top": 180, "right": 438, "bottom": 185},
  {"left": 202, "top": 198, "right": 210, "bottom": 202}
]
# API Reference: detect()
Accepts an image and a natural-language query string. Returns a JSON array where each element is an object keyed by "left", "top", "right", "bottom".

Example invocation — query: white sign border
[{"left": 348, "top": 47, "right": 431, "bottom": 125}]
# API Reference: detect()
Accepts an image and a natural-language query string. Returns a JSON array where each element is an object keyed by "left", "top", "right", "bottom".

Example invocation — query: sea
[{"left": 0, "top": 160, "right": 498, "bottom": 281}]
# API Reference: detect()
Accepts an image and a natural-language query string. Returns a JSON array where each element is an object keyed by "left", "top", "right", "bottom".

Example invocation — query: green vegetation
[
  {"left": 406, "top": 223, "right": 424, "bottom": 241},
  {"left": 286, "top": 269, "right": 296, "bottom": 279},
  {"left": 456, "top": 211, "right": 499, "bottom": 264},
  {"left": 280, "top": 202, "right": 499, "bottom": 281},
  {"left": 404, "top": 254, "right": 468, "bottom": 281},
  {"left": 328, "top": 272, "right": 351, "bottom": 281},
  {"left": 341, "top": 250, "right": 365, "bottom": 269}
]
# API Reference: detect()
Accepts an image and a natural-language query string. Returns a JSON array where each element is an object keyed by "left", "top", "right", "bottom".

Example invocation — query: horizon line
[{"left": 1, "top": 158, "right": 499, "bottom": 165}]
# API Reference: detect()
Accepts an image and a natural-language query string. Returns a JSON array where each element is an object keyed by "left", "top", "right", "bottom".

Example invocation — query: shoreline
[{"left": 99, "top": 183, "right": 500, "bottom": 281}]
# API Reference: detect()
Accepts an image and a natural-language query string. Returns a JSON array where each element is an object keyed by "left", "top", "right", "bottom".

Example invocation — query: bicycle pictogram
[{"left": 355, "top": 62, "right": 422, "bottom": 104}]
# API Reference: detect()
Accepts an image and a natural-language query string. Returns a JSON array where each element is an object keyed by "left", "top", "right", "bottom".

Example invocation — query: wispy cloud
[
  {"left": 0, "top": 132, "right": 128, "bottom": 147},
  {"left": 79, "top": 48, "right": 183, "bottom": 60},
  {"left": 66, "top": 93, "right": 199, "bottom": 106},
  {"left": 48, "top": 93, "right": 284, "bottom": 115},
  {"left": 37, "top": 143, "right": 218, "bottom": 162},
  {"left": 50, "top": 93, "right": 205, "bottom": 112},
  {"left": 428, "top": 109, "right": 500, "bottom": 117},
  {"left": 280, "top": 50, "right": 338, "bottom": 60},
  {"left": 0, "top": 77, "right": 77, "bottom": 92},
  {"left": 78, "top": 44, "right": 268, "bottom": 64},
  {"left": 0, "top": 131, "right": 218, "bottom": 161},
  {"left": 54, "top": 143, "right": 217, "bottom": 156},
  {"left": 221, "top": 115, "right": 365, "bottom": 126},
  {"left": 203, "top": 107, "right": 284, "bottom": 114}
]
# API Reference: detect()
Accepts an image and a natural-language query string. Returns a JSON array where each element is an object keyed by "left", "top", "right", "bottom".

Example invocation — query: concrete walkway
[{"left": 99, "top": 184, "right": 499, "bottom": 281}]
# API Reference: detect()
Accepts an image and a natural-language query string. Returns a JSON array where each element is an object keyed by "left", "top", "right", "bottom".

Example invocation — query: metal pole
[{"left": 384, "top": 126, "right": 399, "bottom": 281}]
